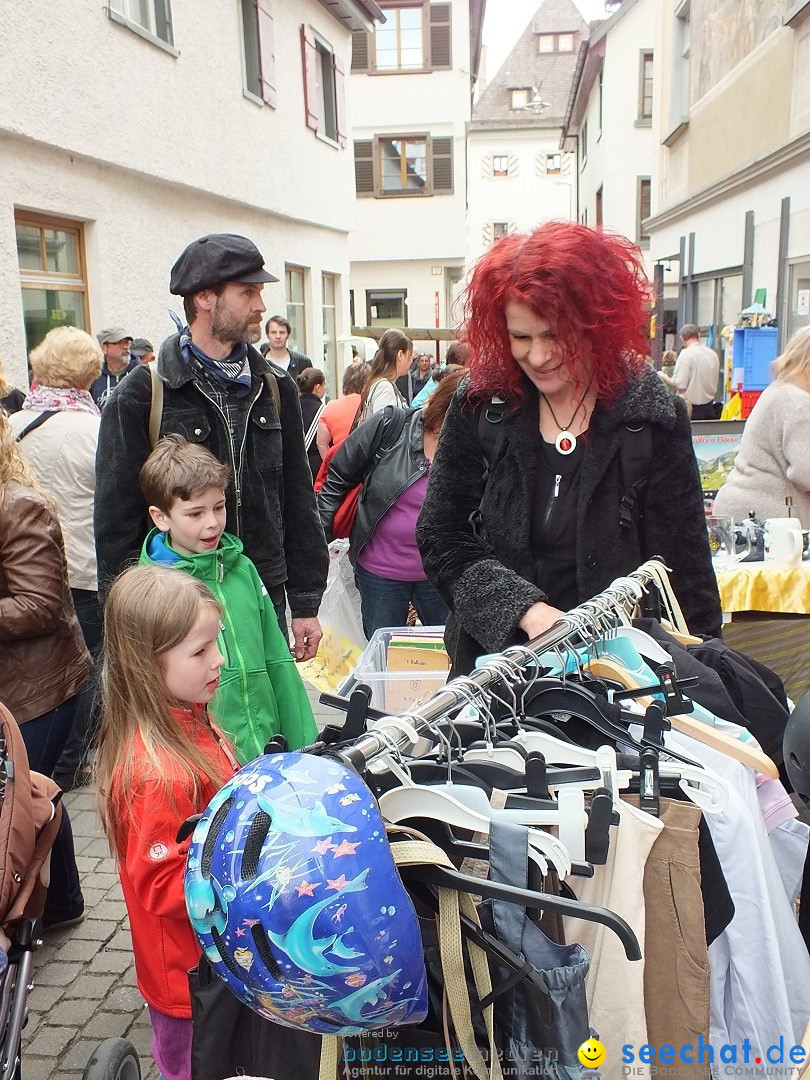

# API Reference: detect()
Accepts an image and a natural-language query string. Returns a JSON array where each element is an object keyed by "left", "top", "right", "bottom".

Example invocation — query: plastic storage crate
[
  {"left": 733, "top": 327, "right": 778, "bottom": 391},
  {"left": 338, "top": 626, "right": 450, "bottom": 713}
]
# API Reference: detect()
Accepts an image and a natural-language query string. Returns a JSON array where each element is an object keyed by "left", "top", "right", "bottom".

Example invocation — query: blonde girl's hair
[
  {"left": 0, "top": 409, "right": 50, "bottom": 508},
  {"left": 772, "top": 325, "right": 810, "bottom": 384},
  {"left": 29, "top": 326, "right": 103, "bottom": 390},
  {"left": 95, "top": 565, "right": 230, "bottom": 858}
]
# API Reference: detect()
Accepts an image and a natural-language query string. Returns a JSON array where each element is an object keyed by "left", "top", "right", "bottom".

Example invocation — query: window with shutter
[
  {"left": 354, "top": 141, "right": 375, "bottom": 196},
  {"left": 429, "top": 3, "right": 451, "bottom": 69},
  {"left": 256, "top": 0, "right": 276, "bottom": 107},
  {"left": 431, "top": 136, "right": 453, "bottom": 193},
  {"left": 301, "top": 25, "right": 319, "bottom": 131},
  {"left": 351, "top": 29, "right": 370, "bottom": 71},
  {"left": 374, "top": 4, "right": 425, "bottom": 71}
]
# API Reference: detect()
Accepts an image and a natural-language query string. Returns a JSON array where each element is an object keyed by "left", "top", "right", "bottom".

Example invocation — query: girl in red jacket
[{"left": 96, "top": 564, "right": 240, "bottom": 1080}]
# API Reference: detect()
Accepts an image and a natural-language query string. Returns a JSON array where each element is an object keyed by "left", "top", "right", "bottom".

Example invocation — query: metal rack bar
[{"left": 336, "top": 558, "right": 668, "bottom": 773}]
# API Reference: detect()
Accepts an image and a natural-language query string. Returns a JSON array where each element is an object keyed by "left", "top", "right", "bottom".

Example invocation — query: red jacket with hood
[{"left": 114, "top": 708, "right": 238, "bottom": 1018}]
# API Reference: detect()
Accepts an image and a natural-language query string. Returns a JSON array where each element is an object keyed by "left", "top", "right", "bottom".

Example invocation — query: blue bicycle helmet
[{"left": 184, "top": 752, "right": 428, "bottom": 1035}]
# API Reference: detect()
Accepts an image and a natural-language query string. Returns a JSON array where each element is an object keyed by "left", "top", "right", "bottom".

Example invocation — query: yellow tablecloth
[{"left": 715, "top": 562, "right": 810, "bottom": 615}]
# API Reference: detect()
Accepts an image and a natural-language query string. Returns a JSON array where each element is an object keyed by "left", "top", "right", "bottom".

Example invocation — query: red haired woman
[{"left": 416, "top": 223, "right": 721, "bottom": 674}]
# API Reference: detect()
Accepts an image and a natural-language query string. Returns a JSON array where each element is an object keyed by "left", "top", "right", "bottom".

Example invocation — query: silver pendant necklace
[{"left": 543, "top": 395, "right": 584, "bottom": 456}]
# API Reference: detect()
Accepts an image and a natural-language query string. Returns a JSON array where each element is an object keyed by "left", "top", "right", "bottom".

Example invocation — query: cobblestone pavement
[{"left": 22, "top": 685, "right": 337, "bottom": 1080}]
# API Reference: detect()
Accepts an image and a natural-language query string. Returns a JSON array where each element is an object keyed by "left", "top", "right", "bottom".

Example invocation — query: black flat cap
[{"left": 170, "top": 233, "right": 279, "bottom": 295}]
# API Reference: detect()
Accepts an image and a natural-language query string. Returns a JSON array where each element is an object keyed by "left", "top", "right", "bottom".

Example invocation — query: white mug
[{"left": 764, "top": 518, "right": 803, "bottom": 566}]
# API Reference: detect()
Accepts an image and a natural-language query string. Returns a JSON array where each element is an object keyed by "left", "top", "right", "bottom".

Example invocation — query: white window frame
[{"left": 107, "top": 0, "right": 177, "bottom": 53}]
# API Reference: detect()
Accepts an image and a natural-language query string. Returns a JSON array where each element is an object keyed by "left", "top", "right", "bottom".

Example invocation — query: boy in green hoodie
[{"left": 138, "top": 434, "right": 316, "bottom": 762}]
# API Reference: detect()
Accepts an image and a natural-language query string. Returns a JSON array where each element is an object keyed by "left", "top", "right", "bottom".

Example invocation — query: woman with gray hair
[
  {"left": 9, "top": 325, "right": 103, "bottom": 791},
  {"left": 713, "top": 324, "right": 810, "bottom": 525}
]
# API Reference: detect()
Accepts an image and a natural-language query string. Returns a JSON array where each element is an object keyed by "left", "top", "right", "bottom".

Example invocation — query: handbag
[{"left": 315, "top": 405, "right": 408, "bottom": 541}]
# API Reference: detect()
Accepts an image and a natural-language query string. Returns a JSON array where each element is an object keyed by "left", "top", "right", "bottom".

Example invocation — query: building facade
[
  {"left": 467, "top": 0, "right": 586, "bottom": 266},
  {"left": 0, "top": 0, "right": 381, "bottom": 392},
  {"left": 647, "top": 0, "right": 810, "bottom": 355},
  {"left": 562, "top": 0, "right": 656, "bottom": 271},
  {"left": 348, "top": 0, "right": 486, "bottom": 345}
]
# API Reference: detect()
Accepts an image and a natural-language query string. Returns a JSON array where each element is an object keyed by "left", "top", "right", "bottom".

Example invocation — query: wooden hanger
[{"left": 583, "top": 657, "right": 779, "bottom": 779}]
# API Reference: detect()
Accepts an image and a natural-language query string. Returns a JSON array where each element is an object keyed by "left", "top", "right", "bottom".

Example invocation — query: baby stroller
[{"left": 0, "top": 702, "right": 140, "bottom": 1080}]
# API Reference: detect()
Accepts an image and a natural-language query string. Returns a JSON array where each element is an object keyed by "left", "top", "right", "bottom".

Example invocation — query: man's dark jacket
[
  {"left": 94, "top": 334, "right": 327, "bottom": 618},
  {"left": 90, "top": 357, "right": 140, "bottom": 408},
  {"left": 416, "top": 368, "right": 722, "bottom": 674},
  {"left": 259, "top": 344, "right": 312, "bottom": 381}
]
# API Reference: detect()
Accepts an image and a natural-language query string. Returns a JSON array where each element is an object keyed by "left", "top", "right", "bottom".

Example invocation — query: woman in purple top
[{"left": 317, "top": 373, "right": 461, "bottom": 636}]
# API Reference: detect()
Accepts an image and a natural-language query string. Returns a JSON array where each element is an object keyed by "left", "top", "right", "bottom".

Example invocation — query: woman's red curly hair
[{"left": 463, "top": 223, "right": 652, "bottom": 403}]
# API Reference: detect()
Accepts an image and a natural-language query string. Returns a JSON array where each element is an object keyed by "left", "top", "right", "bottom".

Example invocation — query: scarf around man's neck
[
  {"left": 23, "top": 383, "right": 100, "bottom": 416},
  {"left": 170, "top": 313, "right": 253, "bottom": 397}
]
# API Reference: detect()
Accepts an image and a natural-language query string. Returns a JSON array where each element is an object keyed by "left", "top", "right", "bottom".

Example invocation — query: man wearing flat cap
[
  {"left": 94, "top": 233, "right": 328, "bottom": 660},
  {"left": 90, "top": 327, "right": 139, "bottom": 407}
]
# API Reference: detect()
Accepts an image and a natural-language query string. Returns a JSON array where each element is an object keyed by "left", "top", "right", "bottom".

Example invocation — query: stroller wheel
[{"left": 82, "top": 1038, "right": 141, "bottom": 1080}]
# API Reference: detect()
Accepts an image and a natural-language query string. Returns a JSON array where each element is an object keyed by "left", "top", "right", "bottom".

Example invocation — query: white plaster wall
[
  {"left": 0, "top": 0, "right": 359, "bottom": 391},
  {"left": 0, "top": 136, "right": 350, "bottom": 391},
  {"left": 0, "top": 0, "right": 355, "bottom": 232},
  {"left": 648, "top": 159, "right": 810, "bottom": 317},
  {"left": 347, "top": 1, "right": 471, "bottom": 265},
  {"left": 578, "top": 0, "right": 656, "bottom": 276},
  {"left": 466, "top": 128, "right": 574, "bottom": 264},
  {"left": 349, "top": 258, "right": 464, "bottom": 338}
]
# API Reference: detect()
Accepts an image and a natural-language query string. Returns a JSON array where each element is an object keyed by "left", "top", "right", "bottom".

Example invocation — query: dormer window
[
  {"left": 537, "top": 32, "right": 576, "bottom": 53},
  {"left": 511, "top": 88, "right": 530, "bottom": 109}
]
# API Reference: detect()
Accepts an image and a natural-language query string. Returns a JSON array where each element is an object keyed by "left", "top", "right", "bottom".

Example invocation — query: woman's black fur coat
[{"left": 416, "top": 368, "right": 722, "bottom": 674}]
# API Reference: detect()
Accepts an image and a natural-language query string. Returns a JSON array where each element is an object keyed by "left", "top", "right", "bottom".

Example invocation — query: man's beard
[{"left": 211, "top": 298, "right": 261, "bottom": 345}]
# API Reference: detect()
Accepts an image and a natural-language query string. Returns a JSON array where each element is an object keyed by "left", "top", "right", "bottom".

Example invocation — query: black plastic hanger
[{"left": 393, "top": 845, "right": 640, "bottom": 960}]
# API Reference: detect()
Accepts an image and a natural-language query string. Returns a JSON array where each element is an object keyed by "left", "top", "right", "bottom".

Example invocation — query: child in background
[
  {"left": 138, "top": 434, "right": 316, "bottom": 763},
  {"left": 95, "top": 565, "right": 240, "bottom": 1080}
]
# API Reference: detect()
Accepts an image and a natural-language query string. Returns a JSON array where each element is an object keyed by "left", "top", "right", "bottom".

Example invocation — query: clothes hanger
[
  {"left": 378, "top": 783, "right": 571, "bottom": 878},
  {"left": 370, "top": 718, "right": 572, "bottom": 877},
  {"left": 634, "top": 564, "right": 702, "bottom": 644},
  {"left": 391, "top": 844, "right": 642, "bottom": 962},
  {"left": 583, "top": 656, "right": 779, "bottom": 779}
]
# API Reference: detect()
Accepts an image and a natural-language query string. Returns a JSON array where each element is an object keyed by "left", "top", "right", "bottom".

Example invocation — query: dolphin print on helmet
[{"left": 184, "top": 752, "right": 428, "bottom": 1035}]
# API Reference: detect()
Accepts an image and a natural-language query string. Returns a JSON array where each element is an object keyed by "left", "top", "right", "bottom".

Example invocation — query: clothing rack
[{"left": 335, "top": 557, "right": 671, "bottom": 774}]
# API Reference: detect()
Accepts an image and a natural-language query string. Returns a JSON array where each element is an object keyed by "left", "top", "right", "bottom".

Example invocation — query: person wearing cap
[
  {"left": 90, "top": 327, "right": 139, "bottom": 407},
  {"left": 130, "top": 338, "right": 155, "bottom": 365},
  {"left": 94, "top": 233, "right": 328, "bottom": 661}
]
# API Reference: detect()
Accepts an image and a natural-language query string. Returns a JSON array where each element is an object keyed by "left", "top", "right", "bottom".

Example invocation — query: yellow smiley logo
[{"left": 577, "top": 1037, "right": 607, "bottom": 1069}]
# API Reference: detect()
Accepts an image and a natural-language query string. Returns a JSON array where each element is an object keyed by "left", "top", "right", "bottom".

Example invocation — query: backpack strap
[
  {"left": 303, "top": 401, "right": 325, "bottom": 451},
  {"left": 477, "top": 396, "right": 508, "bottom": 479},
  {"left": 14, "top": 410, "right": 58, "bottom": 442},
  {"left": 469, "top": 397, "right": 508, "bottom": 552},
  {"left": 147, "top": 360, "right": 164, "bottom": 450},
  {"left": 263, "top": 370, "right": 282, "bottom": 420},
  {"left": 618, "top": 421, "right": 652, "bottom": 530}
]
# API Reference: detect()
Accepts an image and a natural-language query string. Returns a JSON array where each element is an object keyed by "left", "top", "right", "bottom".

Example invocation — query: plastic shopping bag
[{"left": 298, "top": 540, "right": 366, "bottom": 693}]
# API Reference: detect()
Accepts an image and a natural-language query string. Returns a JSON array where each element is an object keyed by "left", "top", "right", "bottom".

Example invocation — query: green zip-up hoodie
[{"left": 140, "top": 528, "right": 316, "bottom": 763}]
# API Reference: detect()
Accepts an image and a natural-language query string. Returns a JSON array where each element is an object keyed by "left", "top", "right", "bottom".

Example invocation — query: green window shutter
[
  {"left": 351, "top": 29, "right": 369, "bottom": 72},
  {"left": 431, "top": 136, "right": 453, "bottom": 193},
  {"left": 429, "top": 3, "right": 452, "bottom": 70},
  {"left": 354, "top": 140, "right": 375, "bottom": 196}
]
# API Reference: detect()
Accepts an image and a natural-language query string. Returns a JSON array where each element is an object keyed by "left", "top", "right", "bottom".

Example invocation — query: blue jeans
[
  {"left": 20, "top": 695, "right": 84, "bottom": 920},
  {"left": 354, "top": 563, "right": 448, "bottom": 639}
]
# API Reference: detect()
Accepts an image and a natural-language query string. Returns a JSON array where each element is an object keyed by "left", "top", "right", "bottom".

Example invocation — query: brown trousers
[{"left": 630, "top": 795, "right": 711, "bottom": 1078}]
